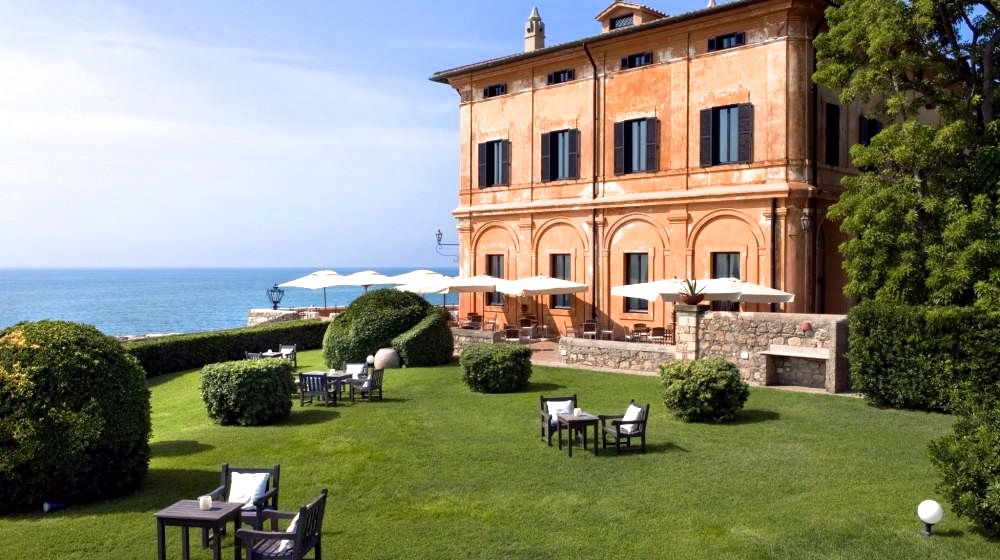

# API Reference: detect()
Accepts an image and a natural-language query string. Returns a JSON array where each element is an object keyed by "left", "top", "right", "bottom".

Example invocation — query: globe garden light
[
  {"left": 366, "top": 354, "right": 375, "bottom": 372},
  {"left": 917, "top": 499, "right": 944, "bottom": 536}
]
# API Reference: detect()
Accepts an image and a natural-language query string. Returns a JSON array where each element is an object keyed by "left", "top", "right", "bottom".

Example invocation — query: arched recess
[
  {"left": 688, "top": 210, "right": 766, "bottom": 283},
  {"left": 469, "top": 222, "right": 519, "bottom": 325},
  {"left": 532, "top": 218, "right": 589, "bottom": 334},
  {"left": 603, "top": 214, "right": 671, "bottom": 333}
]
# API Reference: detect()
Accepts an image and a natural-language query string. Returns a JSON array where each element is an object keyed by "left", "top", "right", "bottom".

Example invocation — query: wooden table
[
  {"left": 155, "top": 500, "right": 243, "bottom": 560},
  {"left": 556, "top": 412, "right": 600, "bottom": 457}
]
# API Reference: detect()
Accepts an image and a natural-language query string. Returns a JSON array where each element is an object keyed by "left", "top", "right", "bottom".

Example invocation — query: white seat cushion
[
  {"left": 545, "top": 400, "right": 573, "bottom": 428},
  {"left": 227, "top": 472, "right": 270, "bottom": 511},
  {"left": 620, "top": 403, "right": 644, "bottom": 435},
  {"left": 345, "top": 363, "right": 365, "bottom": 379},
  {"left": 277, "top": 512, "right": 299, "bottom": 553}
]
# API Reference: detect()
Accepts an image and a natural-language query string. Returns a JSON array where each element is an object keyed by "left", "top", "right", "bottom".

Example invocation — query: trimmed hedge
[
  {"left": 659, "top": 358, "right": 749, "bottom": 423},
  {"left": 848, "top": 301, "right": 1000, "bottom": 411},
  {"left": 323, "top": 290, "right": 431, "bottom": 368},
  {"left": 125, "top": 319, "right": 326, "bottom": 377},
  {"left": 393, "top": 308, "right": 454, "bottom": 367},
  {"left": 0, "top": 321, "right": 151, "bottom": 513},
  {"left": 460, "top": 343, "right": 533, "bottom": 393},
  {"left": 200, "top": 359, "right": 296, "bottom": 426}
]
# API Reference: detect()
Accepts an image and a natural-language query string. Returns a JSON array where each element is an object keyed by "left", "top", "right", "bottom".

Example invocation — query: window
[
  {"left": 711, "top": 252, "right": 740, "bottom": 311},
  {"left": 825, "top": 103, "right": 841, "bottom": 167},
  {"left": 487, "top": 255, "right": 504, "bottom": 306},
  {"left": 550, "top": 254, "right": 572, "bottom": 309},
  {"left": 541, "top": 129, "right": 580, "bottom": 181},
  {"left": 483, "top": 84, "right": 507, "bottom": 98},
  {"left": 547, "top": 69, "right": 575, "bottom": 85},
  {"left": 477, "top": 140, "right": 510, "bottom": 188},
  {"left": 620, "top": 52, "right": 652, "bottom": 70},
  {"left": 611, "top": 14, "right": 634, "bottom": 29},
  {"left": 699, "top": 104, "right": 753, "bottom": 167},
  {"left": 707, "top": 32, "right": 746, "bottom": 52},
  {"left": 613, "top": 118, "right": 659, "bottom": 175},
  {"left": 624, "top": 253, "right": 649, "bottom": 313},
  {"left": 859, "top": 116, "right": 883, "bottom": 146}
]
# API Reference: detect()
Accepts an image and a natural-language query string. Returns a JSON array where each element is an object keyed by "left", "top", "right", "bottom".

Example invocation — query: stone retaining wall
[
  {"left": 451, "top": 328, "right": 499, "bottom": 355},
  {"left": 559, "top": 338, "right": 675, "bottom": 373}
]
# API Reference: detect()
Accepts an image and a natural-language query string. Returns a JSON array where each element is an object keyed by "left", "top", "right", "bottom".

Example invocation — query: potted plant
[{"left": 680, "top": 279, "right": 705, "bottom": 305}]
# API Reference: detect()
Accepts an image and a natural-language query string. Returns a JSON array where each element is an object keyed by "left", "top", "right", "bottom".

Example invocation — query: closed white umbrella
[
  {"left": 496, "top": 275, "right": 588, "bottom": 297},
  {"left": 278, "top": 270, "right": 343, "bottom": 307}
]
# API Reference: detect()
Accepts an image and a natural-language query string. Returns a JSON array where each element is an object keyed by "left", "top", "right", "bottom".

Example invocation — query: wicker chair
[
  {"left": 539, "top": 394, "right": 577, "bottom": 446},
  {"left": 600, "top": 400, "right": 650, "bottom": 453},
  {"left": 347, "top": 368, "right": 384, "bottom": 402},
  {"left": 236, "top": 489, "right": 328, "bottom": 560},
  {"left": 202, "top": 463, "right": 280, "bottom": 548},
  {"left": 299, "top": 373, "right": 337, "bottom": 407}
]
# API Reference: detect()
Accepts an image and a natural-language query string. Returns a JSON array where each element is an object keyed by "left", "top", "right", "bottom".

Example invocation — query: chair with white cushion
[
  {"left": 539, "top": 394, "right": 577, "bottom": 446},
  {"left": 237, "top": 488, "right": 328, "bottom": 560},
  {"left": 600, "top": 400, "right": 649, "bottom": 453},
  {"left": 203, "top": 463, "right": 281, "bottom": 546}
]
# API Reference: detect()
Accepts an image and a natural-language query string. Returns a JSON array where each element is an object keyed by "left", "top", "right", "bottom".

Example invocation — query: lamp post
[
  {"left": 917, "top": 500, "right": 944, "bottom": 536},
  {"left": 266, "top": 284, "right": 285, "bottom": 310}
]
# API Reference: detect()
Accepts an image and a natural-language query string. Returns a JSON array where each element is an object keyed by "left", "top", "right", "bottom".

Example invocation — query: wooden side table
[
  {"left": 155, "top": 500, "right": 243, "bottom": 560},
  {"left": 557, "top": 412, "right": 600, "bottom": 457}
]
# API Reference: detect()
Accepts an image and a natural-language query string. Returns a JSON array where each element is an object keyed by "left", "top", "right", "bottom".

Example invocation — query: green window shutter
[
  {"left": 699, "top": 109, "right": 713, "bottom": 167},
  {"left": 500, "top": 140, "right": 511, "bottom": 186},
  {"left": 478, "top": 142, "right": 488, "bottom": 187},
  {"left": 614, "top": 122, "right": 625, "bottom": 175},
  {"left": 568, "top": 129, "right": 580, "bottom": 179},
  {"left": 540, "top": 132, "right": 551, "bottom": 182},
  {"left": 737, "top": 103, "right": 754, "bottom": 164},
  {"left": 645, "top": 118, "right": 659, "bottom": 172}
]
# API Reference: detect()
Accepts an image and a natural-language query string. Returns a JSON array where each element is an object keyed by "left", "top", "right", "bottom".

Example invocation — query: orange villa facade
[{"left": 432, "top": 0, "right": 862, "bottom": 338}]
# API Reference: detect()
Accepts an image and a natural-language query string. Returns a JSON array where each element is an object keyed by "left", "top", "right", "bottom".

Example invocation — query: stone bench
[{"left": 759, "top": 345, "right": 832, "bottom": 391}]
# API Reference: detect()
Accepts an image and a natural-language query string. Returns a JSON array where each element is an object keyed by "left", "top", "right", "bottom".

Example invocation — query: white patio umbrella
[
  {"left": 611, "top": 278, "right": 791, "bottom": 304},
  {"left": 703, "top": 278, "right": 795, "bottom": 303},
  {"left": 447, "top": 275, "right": 500, "bottom": 292},
  {"left": 340, "top": 270, "right": 398, "bottom": 292},
  {"left": 495, "top": 275, "right": 588, "bottom": 297},
  {"left": 611, "top": 279, "right": 689, "bottom": 302},
  {"left": 389, "top": 269, "right": 445, "bottom": 285},
  {"left": 278, "top": 269, "right": 343, "bottom": 308},
  {"left": 395, "top": 274, "right": 455, "bottom": 306}
]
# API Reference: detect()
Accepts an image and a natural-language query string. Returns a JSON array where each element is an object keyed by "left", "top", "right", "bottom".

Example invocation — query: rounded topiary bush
[
  {"left": 659, "top": 357, "right": 749, "bottom": 423},
  {"left": 200, "top": 359, "right": 296, "bottom": 426},
  {"left": 460, "top": 343, "right": 533, "bottom": 393},
  {"left": 0, "top": 321, "right": 151, "bottom": 513},
  {"left": 323, "top": 289, "right": 431, "bottom": 368},
  {"left": 392, "top": 308, "right": 455, "bottom": 367}
]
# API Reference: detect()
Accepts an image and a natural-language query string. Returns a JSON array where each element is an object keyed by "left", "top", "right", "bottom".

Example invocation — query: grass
[{"left": 3, "top": 349, "right": 997, "bottom": 559}]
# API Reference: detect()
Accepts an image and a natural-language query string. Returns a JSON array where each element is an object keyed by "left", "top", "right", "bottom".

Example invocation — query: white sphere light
[
  {"left": 366, "top": 354, "right": 375, "bottom": 365},
  {"left": 917, "top": 500, "right": 943, "bottom": 536}
]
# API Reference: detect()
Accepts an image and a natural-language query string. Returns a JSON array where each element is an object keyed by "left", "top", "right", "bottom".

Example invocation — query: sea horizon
[{"left": 1, "top": 266, "right": 459, "bottom": 337}]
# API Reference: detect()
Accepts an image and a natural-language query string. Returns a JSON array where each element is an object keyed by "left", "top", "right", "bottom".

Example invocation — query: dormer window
[
  {"left": 547, "top": 69, "right": 576, "bottom": 85},
  {"left": 610, "top": 14, "right": 634, "bottom": 29},
  {"left": 483, "top": 84, "right": 507, "bottom": 98},
  {"left": 708, "top": 32, "right": 746, "bottom": 52},
  {"left": 620, "top": 52, "right": 652, "bottom": 70}
]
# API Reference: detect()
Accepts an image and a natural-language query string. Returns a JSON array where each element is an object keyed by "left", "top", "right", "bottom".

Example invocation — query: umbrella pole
[{"left": 323, "top": 288, "right": 328, "bottom": 309}]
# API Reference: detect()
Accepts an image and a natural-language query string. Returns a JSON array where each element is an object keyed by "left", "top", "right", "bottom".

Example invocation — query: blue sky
[{"left": 0, "top": 0, "right": 711, "bottom": 267}]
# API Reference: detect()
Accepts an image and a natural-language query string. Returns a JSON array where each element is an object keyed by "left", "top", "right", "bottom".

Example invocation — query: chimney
[
  {"left": 524, "top": 6, "right": 545, "bottom": 52},
  {"left": 707, "top": 0, "right": 718, "bottom": 7}
]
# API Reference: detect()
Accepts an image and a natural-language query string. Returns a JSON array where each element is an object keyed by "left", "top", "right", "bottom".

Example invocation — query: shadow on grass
[
  {"left": 350, "top": 397, "right": 410, "bottom": 405},
  {"left": 523, "top": 382, "right": 566, "bottom": 392},
  {"left": 595, "top": 441, "right": 688, "bottom": 458},
  {"left": 731, "top": 409, "right": 781, "bottom": 424},
  {"left": 146, "top": 370, "right": 188, "bottom": 389},
  {"left": 150, "top": 440, "right": 213, "bottom": 458},
  {"left": 282, "top": 408, "right": 340, "bottom": 426}
]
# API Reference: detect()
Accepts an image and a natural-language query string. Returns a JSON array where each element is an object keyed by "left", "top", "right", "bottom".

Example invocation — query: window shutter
[
  {"left": 540, "top": 132, "right": 551, "bottom": 182},
  {"left": 738, "top": 103, "right": 754, "bottom": 164},
  {"left": 620, "top": 56, "right": 629, "bottom": 70},
  {"left": 500, "top": 140, "right": 511, "bottom": 185},
  {"left": 614, "top": 122, "right": 625, "bottom": 175},
  {"left": 699, "top": 109, "right": 713, "bottom": 167},
  {"left": 707, "top": 37, "right": 717, "bottom": 52},
  {"left": 546, "top": 72, "right": 554, "bottom": 85},
  {"left": 478, "top": 142, "right": 488, "bottom": 187},
  {"left": 645, "top": 118, "right": 659, "bottom": 172},
  {"left": 735, "top": 32, "right": 746, "bottom": 46},
  {"left": 568, "top": 129, "right": 580, "bottom": 179}
]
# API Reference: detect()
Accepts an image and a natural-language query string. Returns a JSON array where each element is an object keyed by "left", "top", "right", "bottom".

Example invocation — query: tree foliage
[{"left": 815, "top": 0, "right": 1000, "bottom": 307}]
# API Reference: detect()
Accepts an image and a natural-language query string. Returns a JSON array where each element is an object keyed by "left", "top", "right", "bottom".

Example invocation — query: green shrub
[
  {"left": 200, "top": 359, "right": 296, "bottom": 426},
  {"left": 0, "top": 321, "right": 151, "bottom": 513},
  {"left": 393, "top": 308, "right": 454, "bottom": 367},
  {"left": 847, "top": 301, "right": 1000, "bottom": 411},
  {"left": 659, "top": 358, "right": 749, "bottom": 423},
  {"left": 323, "top": 289, "right": 431, "bottom": 367},
  {"left": 929, "top": 390, "right": 1000, "bottom": 536},
  {"left": 460, "top": 343, "right": 533, "bottom": 393},
  {"left": 125, "top": 319, "right": 326, "bottom": 378}
]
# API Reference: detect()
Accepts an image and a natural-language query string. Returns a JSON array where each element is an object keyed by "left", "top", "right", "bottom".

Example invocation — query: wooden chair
[
  {"left": 540, "top": 394, "right": 577, "bottom": 446},
  {"left": 299, "top": 373, "right": 337, "bottom": 407},
  {"left": 245, "top": 352, "right": 263, "bottom": 360},
  {"left": 236, "top": 489, "right": 328, "bottom": 560},
  {"left": 279, "top": 344, "right": 297, "bottom": 367},
  {"left": 202, "top": 463, "right": 280, "bottom": 547},
  {"left": 348, "top": 368, "right": 384, "bottom": 401},
  {"left": 600, "top": 400, "right": 650, "bottom": 453},
  {"left": 648, "top": 327, "right": 667, "bottom": 344},
  {"left": 582, "top": 321, "right": 598, "bottom": 339}
]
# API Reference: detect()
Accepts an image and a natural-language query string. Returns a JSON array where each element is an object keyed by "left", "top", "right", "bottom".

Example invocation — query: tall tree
[{"left": 814, "top": 0, "right": 1000, "bottom": 306}]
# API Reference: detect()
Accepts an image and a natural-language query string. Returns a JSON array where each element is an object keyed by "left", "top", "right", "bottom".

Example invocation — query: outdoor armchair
[
  {"left": 202, "top": 463, "right": 280, "bottom": 548},
  {"left": 245, "top": 352, "right": 263, "bottom": 360},
  {"left": 540, "top": 394, "right": 577, "bottom": 446},
  {"left": 299, "top": 373, "right": 337, "bottom": 407},
  {"left": 582, "top": 321, "right": 598, "bottom": 339},
  {"left": 503, "top": 327, "right": 521, "bottom": 343},
  {"left": 347, "top": 368, "right": 383, "bottom": 402},
  {"left": 236, "top": 488, "right": 328, "bottom": 560},
  {"left": 279, "top": 344, "right": 297, "bottom": 367},
  {"left": 648, "top": 327, "right": 668, "bottom": 344},
  {"left": 600, "top": 400, "right": 649, "bottom": 453}
]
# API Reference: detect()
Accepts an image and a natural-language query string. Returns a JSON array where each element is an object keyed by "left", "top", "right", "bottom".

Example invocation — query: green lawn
[{"left": 4, "top": 349, "right": 996, "bottom": 559}]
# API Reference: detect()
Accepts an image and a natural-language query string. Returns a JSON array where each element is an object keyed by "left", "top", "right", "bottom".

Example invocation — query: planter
[
  {"left": 681, "top": 294, "right": 705, "bottom": 305},
  {"left": 374, "top": 347, "right": 401, "bottom": 369}
]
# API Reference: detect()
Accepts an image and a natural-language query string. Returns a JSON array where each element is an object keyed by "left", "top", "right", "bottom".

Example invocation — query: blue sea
[{"left": 0, "top": 267, "right": 459, "bottom": 337}]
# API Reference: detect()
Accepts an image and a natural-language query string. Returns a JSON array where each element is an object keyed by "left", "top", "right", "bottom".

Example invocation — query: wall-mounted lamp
[
  {"left": 799, "top": 211, "right": 813, "bottom": 233},
  {"left": 435, "top": 228, "right": 459, "bottom": 260}
]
